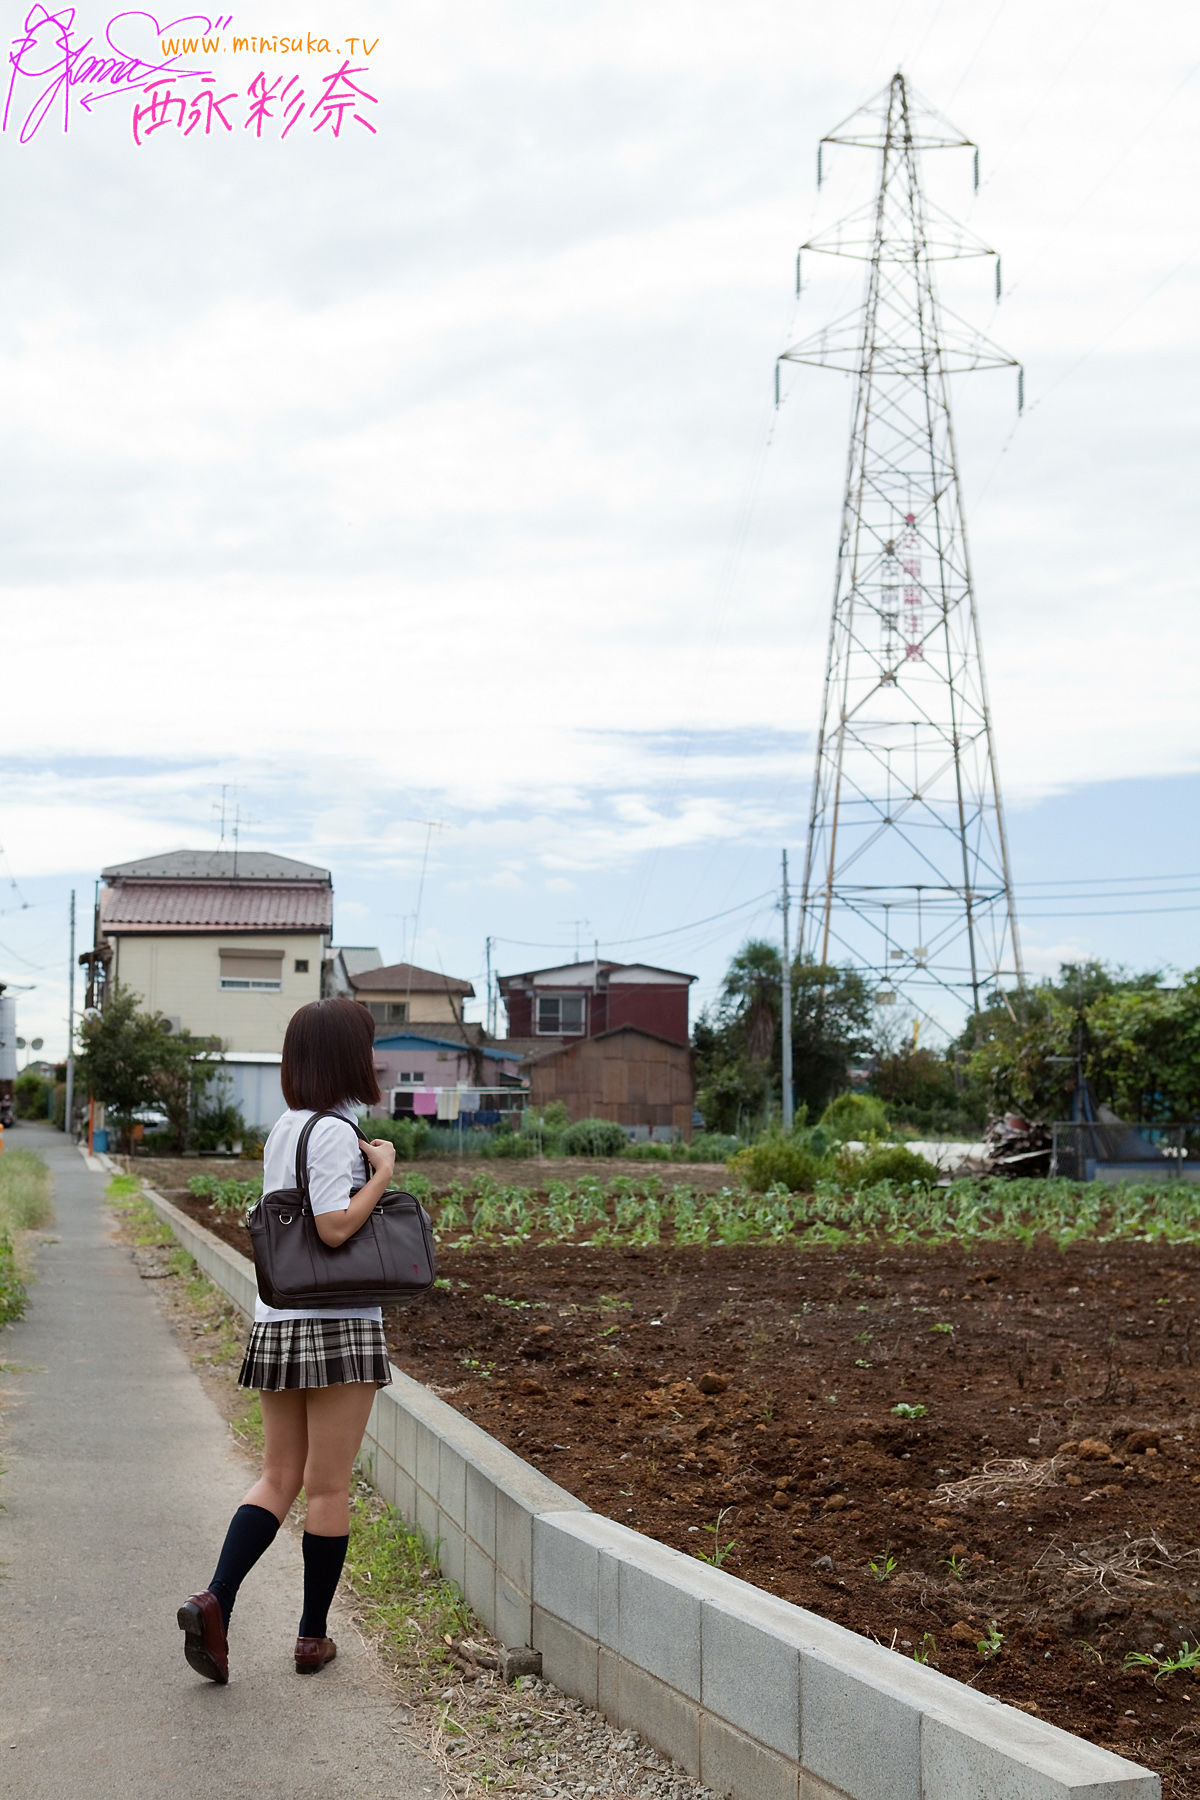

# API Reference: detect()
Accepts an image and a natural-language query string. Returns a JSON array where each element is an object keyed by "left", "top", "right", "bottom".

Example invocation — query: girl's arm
[{"left": 312, "top": 1137, "right": 397, "bottom": 1248}]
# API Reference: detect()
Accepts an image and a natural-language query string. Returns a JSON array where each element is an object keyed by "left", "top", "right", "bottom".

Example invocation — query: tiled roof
[
  {"left": 351, "top": 961, "right": 474, "bottom": 996},
  {"left": 371, "top": 1030, "right": 522, "bottom": 1065},
  {"left": 101, "top": 881, "right": 332, "bottom": 933},
  {"left": 101, "top": 851, "right": 330, "bottom": 882}
]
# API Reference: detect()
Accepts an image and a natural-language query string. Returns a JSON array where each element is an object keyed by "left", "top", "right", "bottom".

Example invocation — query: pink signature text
[{"left": 4, "top": 5, "right": 232, "bottom": 142}]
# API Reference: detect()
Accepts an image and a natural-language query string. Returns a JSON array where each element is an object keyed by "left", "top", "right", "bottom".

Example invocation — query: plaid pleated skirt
[{"left": 237, "top": 1317, "right": 393, "bottom": 1391}]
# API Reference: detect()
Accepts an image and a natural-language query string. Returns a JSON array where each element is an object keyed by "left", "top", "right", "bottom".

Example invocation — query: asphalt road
[{"left": 0, "top": 1124, "right": 444, "bottom": 1800}]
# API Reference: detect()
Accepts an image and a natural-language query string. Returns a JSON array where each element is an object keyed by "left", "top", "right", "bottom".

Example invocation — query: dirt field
[{"left": 171, "top": 1174, "right": 1200, "bottom": 1798}]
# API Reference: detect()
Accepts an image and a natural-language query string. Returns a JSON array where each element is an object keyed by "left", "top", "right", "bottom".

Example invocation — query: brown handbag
[{"left": 247, "top": 1110, "right": 436, "bottom": 1309}]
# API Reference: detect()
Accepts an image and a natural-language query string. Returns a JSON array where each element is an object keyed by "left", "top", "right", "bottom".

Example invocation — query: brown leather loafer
[
  {"left": 178, "top": 1589, "right": 229, "bottom": 1684},
  {"left": 294, "top": 1635, "right": 337, "bottom": 1674}
]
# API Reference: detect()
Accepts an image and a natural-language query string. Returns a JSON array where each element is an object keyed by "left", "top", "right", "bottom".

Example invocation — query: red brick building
[
  {"left": 498, "top": 959, "right": 697, "bottom": 1138},
  {"left": 497, "top": 959, "right": 694, "bottom": 1047}
]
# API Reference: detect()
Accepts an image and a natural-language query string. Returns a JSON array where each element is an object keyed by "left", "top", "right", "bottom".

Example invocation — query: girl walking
[{"left": 178, "top": 996, "right": 395, "bottom": 1683}]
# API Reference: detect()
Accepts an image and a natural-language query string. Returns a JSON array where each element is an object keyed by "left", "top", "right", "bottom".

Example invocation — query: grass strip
[{"left": 0, "top": 1148, "right": 53, "bottom": 1324}]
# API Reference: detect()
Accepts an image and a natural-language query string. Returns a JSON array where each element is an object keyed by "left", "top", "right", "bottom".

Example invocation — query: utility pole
[
  {"left": 784, "top": 72, "right": 1024, "bottom": 1036},
  {"left": 64, "top": 889, "right": 76, "bottom": 1139},
  {"left": 780, "top": 851, "right": 794, "bottom": 1131},
  {"left": 485, "top": 935, "right": 495, "bottom": 1037}
]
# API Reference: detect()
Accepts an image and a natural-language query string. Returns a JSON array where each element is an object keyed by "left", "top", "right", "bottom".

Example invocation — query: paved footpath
[{"left": 0, "top": 1125, "right": 443, "bottom": 1800}]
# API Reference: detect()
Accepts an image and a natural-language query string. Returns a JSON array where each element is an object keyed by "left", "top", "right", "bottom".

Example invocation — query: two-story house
[
  {"left": 86, "top": 850, "right": 333, "bottom": 1128},
  {"left": 348, "top": 960, "right": 474, "bottom": 1032},
  {"left": 498, "top": 959, "right": 697, "bottom": 1139}
]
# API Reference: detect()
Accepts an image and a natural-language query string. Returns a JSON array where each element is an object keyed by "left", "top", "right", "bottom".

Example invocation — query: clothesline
[{"left": 399, "top": 1084, "right": 528, "bottom": 1121}]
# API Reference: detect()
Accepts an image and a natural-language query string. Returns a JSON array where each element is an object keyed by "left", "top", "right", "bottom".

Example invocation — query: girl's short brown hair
[{"left": 280, "top": 997, "right": 382, "bottom": 1112}]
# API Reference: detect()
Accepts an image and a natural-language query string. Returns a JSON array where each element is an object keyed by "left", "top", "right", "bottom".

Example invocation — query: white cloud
[{"left": 0, "top": 0, "right": 1195, "bottom": 1050}]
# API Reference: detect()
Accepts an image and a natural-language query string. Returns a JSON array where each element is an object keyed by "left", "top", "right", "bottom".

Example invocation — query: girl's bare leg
[
  {"left": 242, "top": 1388, "right": 309, "bottom": 1522},
  {"left": 301, "top": 1382, "right": 377, "bottom": 1535}
]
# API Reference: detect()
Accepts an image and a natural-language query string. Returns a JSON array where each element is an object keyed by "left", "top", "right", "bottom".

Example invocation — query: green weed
[
  {"left": 695, "top": 1508, "right": 739, "bottom": 1568},
  {"left": 1124, "top": 1641, "right": 1200, "bottom": 1685}
]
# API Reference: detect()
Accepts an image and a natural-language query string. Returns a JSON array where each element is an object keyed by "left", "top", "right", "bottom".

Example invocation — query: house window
[
  {"left": 398, "top": 1071, "right": 426, "bottom": 1083},
  {"left": 294, "top": 959, "right": 309, "bottom": 973},
  {"left": 536, "top": 993, "right": 585, "bottom": 1035},
  {"left": 368, "top": 1001, "right": 409, "bottom": 1026},
  {"left": 219, "top": 949, "right": 283, "bottom": 991}
]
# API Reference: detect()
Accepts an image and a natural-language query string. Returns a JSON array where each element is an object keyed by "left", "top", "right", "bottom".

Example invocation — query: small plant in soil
[
  {"left": 977, "top": 1621, "right": 1004, "bottom": 1659},
  {"left": 868, "top": 1550, "right": 898, "bottom": 1582},
  {"left": 695, "top": 1508, "right": 739, "bottom": 1567},
  {"left": 913, "top": 1632, "right": 938, "bottom": 1665},
  {"left": 942, "top": 1553, "right": 966, "bottom": 1581},
  {"left": 1124, "top": 1641, "right": 1200, "bottom": 1685},
  {"left": 931, "top": 1322, "right": 954, "bottom": 1334},
  {"left": 892, "top": 1402, "right": 928, "bottom": 1419}
]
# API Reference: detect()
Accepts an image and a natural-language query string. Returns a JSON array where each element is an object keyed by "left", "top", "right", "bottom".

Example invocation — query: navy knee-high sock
[
  {"left": 208, "top": 1504, "right": 280, "bottom": 1629},
  {"left": 298, "top": 1531, "right": 349, "bottom": 1639}
]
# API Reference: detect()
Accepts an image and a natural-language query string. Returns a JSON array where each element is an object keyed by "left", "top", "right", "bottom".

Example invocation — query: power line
[
  {"left": 1020, "top": 902, "right": 1200, "bottom": 920},
  {"left": 1016, "top": 869, "right": 1200, "bottom": 887},
  {"left": 495, "top": 889, "right": 777, "bottom": 956}
]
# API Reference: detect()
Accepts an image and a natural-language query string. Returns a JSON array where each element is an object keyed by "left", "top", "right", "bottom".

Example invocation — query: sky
[{"left": 0, "top": 0, "right": 1197, "bottom": 1057}]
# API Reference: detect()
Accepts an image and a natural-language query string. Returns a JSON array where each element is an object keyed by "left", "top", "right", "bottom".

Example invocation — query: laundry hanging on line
[
  {"left": 436, "top": 1089, "right": 461, "bottom": 1121},
  {"left": 412, "top": 1090, "right": 437, "bottom": 1116}
]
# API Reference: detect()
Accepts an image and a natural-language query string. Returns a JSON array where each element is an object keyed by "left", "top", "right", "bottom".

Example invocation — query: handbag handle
[{"left": 292, "top": 1110, "right": 364, "bottom": 1212}]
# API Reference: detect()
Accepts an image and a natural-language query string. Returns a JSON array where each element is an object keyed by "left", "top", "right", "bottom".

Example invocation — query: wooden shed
[{"left": 527, "top": 1025, "right": 694, "bottom": 1138}]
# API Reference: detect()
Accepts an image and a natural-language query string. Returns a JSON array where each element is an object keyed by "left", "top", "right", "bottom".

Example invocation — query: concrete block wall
[{"left": 142, "top": 1186, "right": 1160, "bottom": 1800}]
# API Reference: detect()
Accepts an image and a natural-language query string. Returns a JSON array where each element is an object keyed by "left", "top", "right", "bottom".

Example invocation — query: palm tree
[{"left": 720, "top": 940, "right": 782, "bottom": 1066}]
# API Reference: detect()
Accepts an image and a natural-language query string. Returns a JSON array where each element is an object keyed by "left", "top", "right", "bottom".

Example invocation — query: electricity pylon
[{"left": 781, "top": 71, "right": 1024, "bottom": 1034}]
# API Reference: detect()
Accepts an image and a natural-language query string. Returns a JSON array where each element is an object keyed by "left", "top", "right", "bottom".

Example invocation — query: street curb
[{"left": 140, "top": 1183, "right": 1160, "bottom": 1800}]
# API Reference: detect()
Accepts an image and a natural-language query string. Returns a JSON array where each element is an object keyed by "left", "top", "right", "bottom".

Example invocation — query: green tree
[
  {"left": 76, "top": 986, "right": 221, "bottom": 1151},
  {"left": 14, "top": 1069, "right": 53, "bottom": 1120},
  {"left": 694, "top": 941, "right": 874, "bottom": 1131},
  {"left": 955, "top": 961, "right": 1198, "bottom": 1123}
]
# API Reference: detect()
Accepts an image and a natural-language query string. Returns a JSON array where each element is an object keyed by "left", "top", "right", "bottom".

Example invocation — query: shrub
[
  {"left": 531, "top": 1100, "right": 570, "bottom": 1133},
  {"left": 728, "top": 1134, "right": 832, "bottom": 1194},
  {"left": 840, "top": 1143, "right": 938, "bottom": 1187},
  {"left": 687, "top": 1132, "right": 743, "bottom": 1163},
  {"left": 561, "top": 1117, "right": 630, "bottom": 1157},
  {"left": 622, "top": 1141, "right": 672, "bottom": 1161},
  {"left": 358, "top": 1115, "right": 431, "bottom": 1161},
  {"left": 820, "top": 1091, "right": 890, "bottom": 1140},
  {"left": 14, "top": 1070, "right": 53, "bottom": 1120},
  {"left": 492, "top": 1130, "right": 532, "bottom": 1159},
  {"left": 189, "top": 1101, "right": 248, "bottom": 1153}
]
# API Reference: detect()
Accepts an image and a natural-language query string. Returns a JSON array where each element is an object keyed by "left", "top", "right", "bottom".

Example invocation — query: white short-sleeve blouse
[{"left": 252, "top": 1105, "right": 383, "bottom": 1324}]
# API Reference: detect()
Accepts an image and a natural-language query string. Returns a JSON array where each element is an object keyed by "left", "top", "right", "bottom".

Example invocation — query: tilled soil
[{"left": 177, "top": 1189, "right": 1200, "bottom": 1797}]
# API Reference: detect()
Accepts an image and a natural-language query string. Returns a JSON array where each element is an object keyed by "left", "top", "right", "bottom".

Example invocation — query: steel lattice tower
[{"left": 782, "top": 71, "right": 1024, "bottom": 1032}]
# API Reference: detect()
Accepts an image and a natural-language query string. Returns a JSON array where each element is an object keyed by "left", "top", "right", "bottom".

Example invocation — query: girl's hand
[{"left": 358, "top": 1137, "right": 397, "bottom": 1180}]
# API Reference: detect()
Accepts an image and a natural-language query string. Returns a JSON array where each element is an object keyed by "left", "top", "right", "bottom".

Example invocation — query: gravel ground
[{"left": 404, "top": 1665, "right": 718, "bottom": 1800}]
